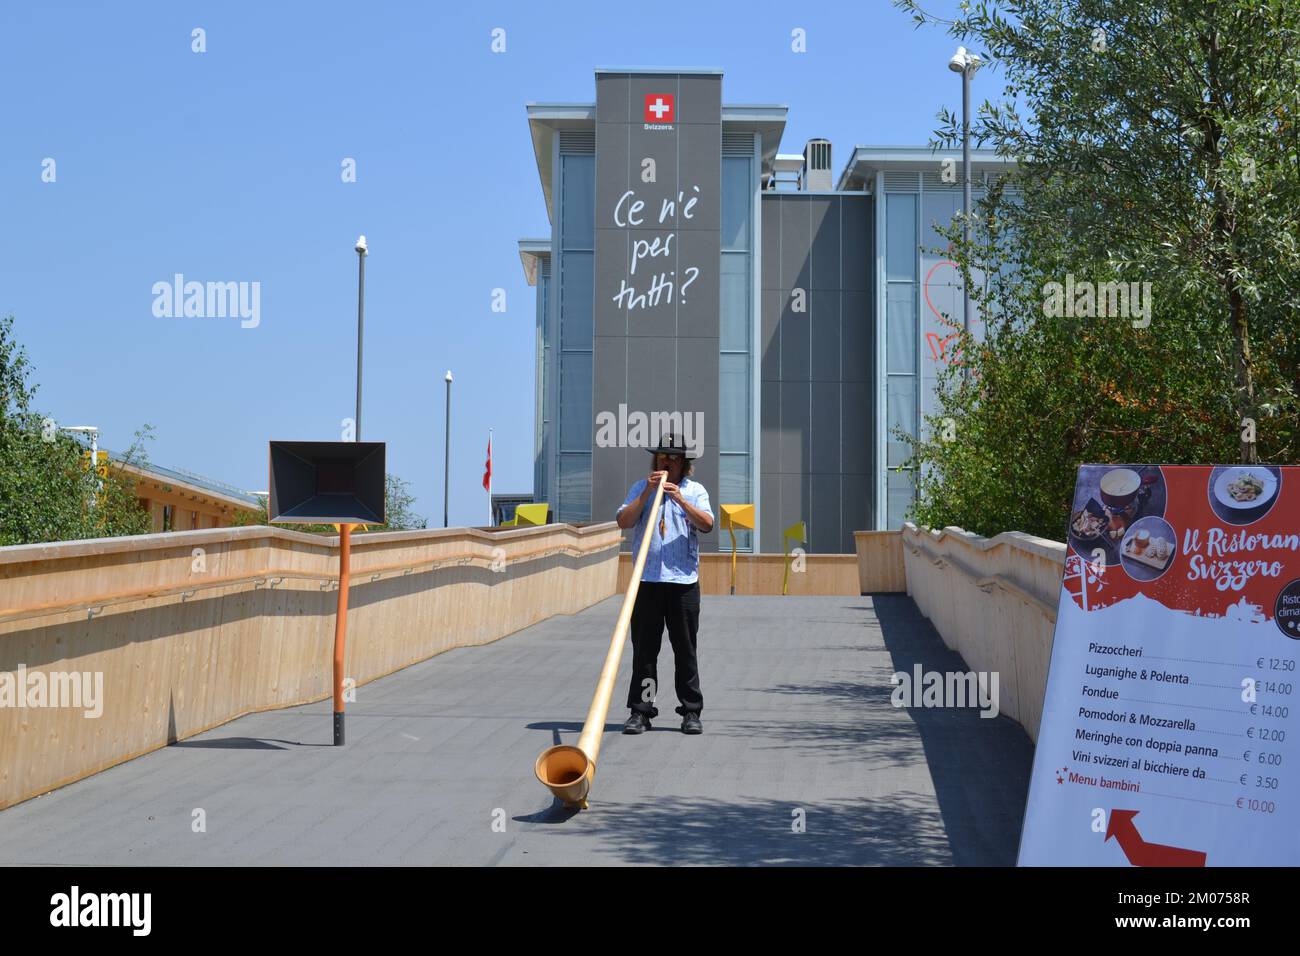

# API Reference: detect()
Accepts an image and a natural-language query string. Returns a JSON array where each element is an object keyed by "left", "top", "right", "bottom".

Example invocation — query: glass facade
[
  {"left": 879, "top": 173, "right": 989, "bottom": 529},
  {"left": 556, "top": 152, "right": 594, "bottom": 523},
  {"left": 536, "top": 160, "right": 993, "bottom": 537},
  {"left": 720, "top": 154, "right": 754, "bottom": 550},
  {"left": 534, "top": 258, "right": 551, "bottom": 506},
  {"left": 884, "top": 191, "right": 917, "bottom": 528},
  {"left": 527, "top": 84, "right": 1009, "bottom": 545}
]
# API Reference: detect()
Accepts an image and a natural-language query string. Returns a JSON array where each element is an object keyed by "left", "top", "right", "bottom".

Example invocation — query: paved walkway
[{"left": 0, "top": 595, "right": 1032, "bottom": 866}]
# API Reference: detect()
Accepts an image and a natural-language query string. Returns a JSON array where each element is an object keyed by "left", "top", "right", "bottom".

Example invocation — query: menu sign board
[{"left": 1019, "top": 464, "right": 1300, "bottom": 866}]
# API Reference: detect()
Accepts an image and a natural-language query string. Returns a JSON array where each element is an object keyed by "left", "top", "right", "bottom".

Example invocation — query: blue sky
[{"left": 0, "top": 0, "right": 985, "bottom": 527}]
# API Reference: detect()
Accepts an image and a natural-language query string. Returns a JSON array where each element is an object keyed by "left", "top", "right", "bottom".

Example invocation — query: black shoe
[
  {"left": 681, "top": 712, "right": 703, "bottom": 735},
  {"left": 623, "top": 711, "right": 651, "bottom": 734}
]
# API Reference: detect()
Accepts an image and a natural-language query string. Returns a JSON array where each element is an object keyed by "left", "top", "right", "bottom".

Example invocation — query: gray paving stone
[{"left": 0, "top": 594, "right": 1032, "bottom": 866}]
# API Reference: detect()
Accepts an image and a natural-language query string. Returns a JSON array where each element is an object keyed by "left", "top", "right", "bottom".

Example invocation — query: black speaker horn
[{"left": 268, "top": 440, "right": 386, "bottom": 525}]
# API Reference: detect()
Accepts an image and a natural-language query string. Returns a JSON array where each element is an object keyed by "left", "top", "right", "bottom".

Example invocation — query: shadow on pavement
[
  {"left": 871, "top": 593, "right": 1033, "bottom": 866},
  {"left": 579, "top": 792, "right": 954, "bottom": 865},
  {"left": 169, "top": 737, "right": 331, "bottom": 749}
]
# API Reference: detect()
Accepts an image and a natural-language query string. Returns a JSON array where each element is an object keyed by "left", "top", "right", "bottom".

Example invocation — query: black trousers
[{"left": 626, "top": 581, "right": 703, "bottom": 717}]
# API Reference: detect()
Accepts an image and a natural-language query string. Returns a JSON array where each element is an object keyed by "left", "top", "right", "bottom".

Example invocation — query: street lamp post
[
  {"left": 444, "top": 370, "right": 453, "bottom": 528},
  {"left": 354, "top": 235, "right": 368, "bottom": 439},
  {"left": 949, "top": 46, "right": 982, "bottom": 377},
  {"left": 64, "top": 425, "right": 100, "bottom": 506}
]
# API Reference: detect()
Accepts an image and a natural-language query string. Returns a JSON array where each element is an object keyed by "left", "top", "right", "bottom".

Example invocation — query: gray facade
[
  {"left": 520, "top": 70, "right": 1014, "bottom": 551},
  {"left": 759, "top": 194, "right": 874, "bottom": 553},
  {"left": 591, "top": 72, "right": 722, "bottom": 539}
]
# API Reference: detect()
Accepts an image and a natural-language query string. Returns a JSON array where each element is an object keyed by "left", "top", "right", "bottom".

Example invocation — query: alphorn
[{"left": 534, "top": 477, "right": 666, "bottom": 809}]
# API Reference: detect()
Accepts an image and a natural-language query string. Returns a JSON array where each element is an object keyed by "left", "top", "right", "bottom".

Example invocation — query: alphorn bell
[{"left": 534, "top": 477, "right": 667, "bottom": 809}]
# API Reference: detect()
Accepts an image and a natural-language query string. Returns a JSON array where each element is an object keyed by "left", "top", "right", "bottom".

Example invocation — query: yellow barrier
[
  {"left": 719, "top": 503, "right": 755, "bottom": 595},
  {"left": 512, "top": 503, "right": 549, "bottom": 526},
  {"left": 782, "top": 520, "right": 807, "bottom": 595}
]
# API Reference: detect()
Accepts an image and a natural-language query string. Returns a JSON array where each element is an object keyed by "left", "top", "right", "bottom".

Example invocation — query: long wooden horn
[{"left": 534, "top": 478, "right": 666, "bottom": 809}]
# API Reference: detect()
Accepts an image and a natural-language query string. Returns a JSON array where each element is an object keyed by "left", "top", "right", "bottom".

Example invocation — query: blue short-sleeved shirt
[{"left": 618, "top": 477, "right": 714, "bottom": 584}]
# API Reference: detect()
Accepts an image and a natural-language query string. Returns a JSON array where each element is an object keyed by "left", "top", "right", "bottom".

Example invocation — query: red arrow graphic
[
  {"left": 1105, "top": 810, "right": 1207, "bottom": 867},
  {"left": 925, "top": 330, "right": 961, "bottom": 364}
]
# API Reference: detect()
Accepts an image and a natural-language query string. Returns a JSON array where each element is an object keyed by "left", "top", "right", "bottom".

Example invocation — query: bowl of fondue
[{"left": 1099, "top": 467, "right": 1142, "bottom": 510}]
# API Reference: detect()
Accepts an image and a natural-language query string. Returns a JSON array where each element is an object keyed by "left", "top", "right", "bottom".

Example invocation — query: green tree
[
  {"left": 894, "top": 0, "right": 1300, "bottom": 540},
  {"left": 0, "top": 314, "right": 154, "bottom": 546}
]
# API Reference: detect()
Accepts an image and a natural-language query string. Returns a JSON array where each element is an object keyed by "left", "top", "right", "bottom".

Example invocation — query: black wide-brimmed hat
[{"left": 646, "top": 433, "right": 698, "bottom": 459}]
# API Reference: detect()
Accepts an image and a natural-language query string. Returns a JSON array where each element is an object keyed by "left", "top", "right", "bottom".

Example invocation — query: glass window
[
  {"left": 886, "top": 469, "right": 915, "bottom": 529},
  {"left": 536, "top": 272, "right": 550, "bottom": 504},
  {"left": 558, "top": 353, "right": 592, "bottom": 453},
  {"left": 719, "top": 452, "right": 751, "bottom": 501},
  {"left": 920, "top": 274, "right": 959, "bottom": 338},
  {"left": 561, "top": 155, "right": 595, "bottom": 250},
  {"left": 558, "top": 453, "right": 592, "bottom": 523},
  {"left": 537, "top": 273, "right": 551, "bottom": 411},
  {"left": 886, "top": 376, "right": 916, "bottom": 468},
  {"left": 720, "top": 253, "right": 749, "bottom": 351},
  {"left": 718, "top": 453, "right": 752, "bottom": 552},
  {"left": 718, "top": 153, "right": 753, "bottom": 549},
  {"left": 719, "top": 352, "right": 749, "bottom": 453},
  {"left": 885, "top": 194, "right": 917, "bottom": 281},
  {"left": 721, "top": 156, "right": 753, "bottom": 251},
  {"left": 886, "top": 283, "right": 917, "bottom": 375},
  {"left": 560, "top": 252, "right": 593, "bottom": 351},
  {"left": 539, "top": 271, "right": 551, "bottom": 339},
  {"left": 922, "top": 191, "right": 959, "bottom": 251}
]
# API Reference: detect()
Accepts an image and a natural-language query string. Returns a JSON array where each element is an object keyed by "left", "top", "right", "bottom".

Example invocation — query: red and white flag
[
  {"left": 482, "top": 434, "right": 492, "bottom": 492},
  {"left": 644, "top": 93, "right": 674, "bottom": 123}
]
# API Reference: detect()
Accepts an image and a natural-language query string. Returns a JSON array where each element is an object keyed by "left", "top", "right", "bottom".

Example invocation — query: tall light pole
[
  {"left": 63, "top": 425, "right": 100, "bottom": 506},
  {"left": 444, "top": 370, "right": 453, "bottom": 528},
  {"left": 949, "top": 46, "right": 982, "bottom": 376},
  {"left": 354, "top": 235, "right": 367, "bottom": 439}
]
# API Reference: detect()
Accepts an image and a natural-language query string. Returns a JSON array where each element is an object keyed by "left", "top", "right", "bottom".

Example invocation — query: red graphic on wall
[
  {"left": 922, "top": 258, "right": 981, "bottom": 368},
  {"left": 926, "top": 330, "right": 961, "bottom": 364},
  {"left": 1106, "top": 810, "right": 1207, "bottom": 867},
  {"left": 644, "top": 94, "right": 674, "bottom": 123},
  {"left": 923, "top": 260, "right": 962, "bottom": 363}
]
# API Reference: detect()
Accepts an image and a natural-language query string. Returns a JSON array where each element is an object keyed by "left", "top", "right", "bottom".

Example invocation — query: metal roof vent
[
  {"left": 558, "top": 130, "right": 595, "bottom": 154},
  {"left": 803, "top": 138, "right": 832, "bottom": 191}
]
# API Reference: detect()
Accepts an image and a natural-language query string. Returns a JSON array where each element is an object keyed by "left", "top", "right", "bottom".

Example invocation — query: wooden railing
[
  {"left": 612, "top": 532, "right": 907, "bottom": 595},
  {"left": 0, "top": 522, "right": 621, "bottom": 810},
  {"left": 900, "top": 523, "right": 1066, "bottom": 742}
]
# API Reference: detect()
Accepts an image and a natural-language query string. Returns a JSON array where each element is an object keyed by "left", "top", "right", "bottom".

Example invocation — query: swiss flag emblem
[{"left": 644, "top": 93, "right": 674, "bottom": 123}]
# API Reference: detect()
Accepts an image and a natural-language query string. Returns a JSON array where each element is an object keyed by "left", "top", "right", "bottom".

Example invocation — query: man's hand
[
  {"left": 647, "top": 470, "right": 686, "bottom": 505},
  {"left": 619, "top": 473, "right": 670, "bottom": 529},
  {"left": 621, "top": 470, "right": 712, "bottom": 533}
]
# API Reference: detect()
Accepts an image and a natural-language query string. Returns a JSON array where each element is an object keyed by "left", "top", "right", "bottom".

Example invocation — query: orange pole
[{"left": 333, "top": 523, "right": 353, "bottom": 745}]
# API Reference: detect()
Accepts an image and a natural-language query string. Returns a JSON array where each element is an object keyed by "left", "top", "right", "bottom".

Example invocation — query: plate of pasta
[{"left": 1212, "top": 466, "right": 1278, "bottom": 510}]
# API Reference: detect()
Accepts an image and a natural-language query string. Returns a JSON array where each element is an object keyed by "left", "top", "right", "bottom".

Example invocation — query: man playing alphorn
[{"left": 615, "top": 432, "right": 714, "bottom": 735}]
